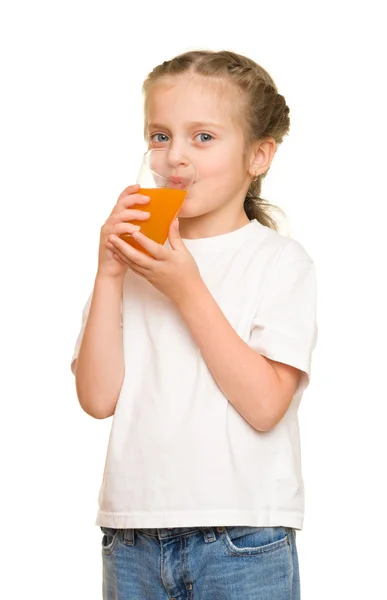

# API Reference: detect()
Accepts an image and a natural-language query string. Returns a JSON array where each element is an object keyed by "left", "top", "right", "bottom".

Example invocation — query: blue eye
[
  {"left": 195, "top": 133, "right": 213, "bottom": 143},
  {"left": 151, "top": 133, "right": 170, "bottom": 143}
]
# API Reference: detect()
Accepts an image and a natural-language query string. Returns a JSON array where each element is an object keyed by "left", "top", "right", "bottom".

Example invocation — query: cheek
[
  {"left": 197, "top": 154, "right": 240, "bottom": 189},
  {"left": 203, "top": 153, "right": 234, "bottom": 176},
  {"left": 201, "top": 154, "right": 246, "bottom": 194}
]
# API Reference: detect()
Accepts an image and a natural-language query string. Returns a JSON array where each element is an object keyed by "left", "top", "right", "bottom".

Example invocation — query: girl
[{"left": 72, "top": 50, "right": 317, "bottom": 600}]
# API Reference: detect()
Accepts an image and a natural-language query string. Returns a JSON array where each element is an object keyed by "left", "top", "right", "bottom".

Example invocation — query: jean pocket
[
  {"left": 100, "top": 526, "right": 120, "bottom": 553},
  {"left": 221, "top": 526, "right": 290, "bottom": 556}
]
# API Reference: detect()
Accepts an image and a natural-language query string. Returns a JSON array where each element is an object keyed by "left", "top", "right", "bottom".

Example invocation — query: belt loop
[
  {"left": 201, "top": 527, "right": 216, "bottom": 543},
  {"left": 123, "top": 528, "right": 135, "bottom": 546}
]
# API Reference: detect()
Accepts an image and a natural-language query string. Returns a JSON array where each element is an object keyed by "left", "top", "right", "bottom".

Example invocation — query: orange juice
[{"left": 120, "top": 187, "right": 187, "bottom": 252}]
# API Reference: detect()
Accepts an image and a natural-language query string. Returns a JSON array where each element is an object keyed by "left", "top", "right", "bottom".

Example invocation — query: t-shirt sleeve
[
  {"left": 71, "top": 293, "right": 93, "bottom": 374},
  {"left": 249, "top": 241, "right": 318, "bottom": 395}
]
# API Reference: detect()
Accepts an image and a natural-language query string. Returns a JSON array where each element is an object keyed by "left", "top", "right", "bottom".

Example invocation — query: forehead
[{"left": 146, "top": 75, "right": 242, "bottom": 128}]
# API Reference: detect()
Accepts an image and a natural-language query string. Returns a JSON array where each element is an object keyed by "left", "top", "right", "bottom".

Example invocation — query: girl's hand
[
  {"left": 98, "top": 184, "right": 151, "bottom": 279},
  {"left": 106, "top": 218, "right": 203, "bottom": 304}
]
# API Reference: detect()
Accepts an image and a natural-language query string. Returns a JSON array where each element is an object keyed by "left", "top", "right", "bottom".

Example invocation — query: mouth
[{"left": 168, "top": 176, "right": 191, "bottom": 190}]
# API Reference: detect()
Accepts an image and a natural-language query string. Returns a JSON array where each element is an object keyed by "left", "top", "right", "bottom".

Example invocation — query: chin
[
  {"left": 178, "top": 197, "right": 198, "bottom": 219},
  {"left": 178, "top": 205, "right": 193, "bottom": 219},
  {"left": 178, "top": 193, "right": 215, "bottom": 220},
  {"left": 178, "top": 204, "right": 207, "bottom": 219}
]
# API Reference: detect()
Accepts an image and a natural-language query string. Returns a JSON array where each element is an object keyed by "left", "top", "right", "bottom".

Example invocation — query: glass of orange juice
[{"left": 120, "top": 149, "right": 195, "bottom": 252}]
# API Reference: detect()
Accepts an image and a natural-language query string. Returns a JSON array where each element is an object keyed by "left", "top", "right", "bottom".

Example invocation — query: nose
[{"left": 167, "top": 150, "right": 189, "bottom": 169}]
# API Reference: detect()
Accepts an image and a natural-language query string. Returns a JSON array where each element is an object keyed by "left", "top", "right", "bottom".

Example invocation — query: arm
[
  {"left": 106, "top": 223, "right": 315, "bottom": 432},
  {"left": 72, "top": 184, "right": 152, "bottom": 418},
  {"left": 74, "top": 274, "right": 124, "bottom": 419},
  {"left": 176, "top": 281, "right": 301, "bottom": 432}
]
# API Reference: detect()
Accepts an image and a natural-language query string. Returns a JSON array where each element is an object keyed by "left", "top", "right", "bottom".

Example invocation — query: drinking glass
[{"left": 120, "top": 149, "right": 195, "bottom": 250}]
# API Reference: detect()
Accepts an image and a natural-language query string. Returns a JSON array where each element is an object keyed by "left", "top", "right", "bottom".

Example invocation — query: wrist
[
  {"left": 175, "top": 277, "right": 208, "bottom": 313},
  {"left": 95, "top": 270, "right": 125, "bottom": 291}
]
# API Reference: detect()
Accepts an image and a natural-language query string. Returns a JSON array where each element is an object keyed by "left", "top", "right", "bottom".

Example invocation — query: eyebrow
[{"left": 147, "top": 121, "right": 226, "bottom": 131}]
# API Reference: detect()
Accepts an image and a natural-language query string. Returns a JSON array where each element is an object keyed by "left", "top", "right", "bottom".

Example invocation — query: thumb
[{"left": 168, "top": 218, "right": 185, "bottom": 251}]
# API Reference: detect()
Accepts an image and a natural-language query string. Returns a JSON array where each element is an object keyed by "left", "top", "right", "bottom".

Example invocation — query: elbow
[
  {"left": 249, "top": 395, "right": 291, "bottom": 433},
  {"left": 247, "top": 356, "right": 301, "bottom": 432},
  {"left": 77, "top": 388, "right": 117, "bottom": 419},
  {"left": 242, "top": 407, "right": 279, "bottom": 433},
  {"left": 78, "top": 395, "right": 116, "bottom": 419},
  {"left": 73, "top": 361, "right": 121, "bottom": 419},
  {"left": 250, "top": 418, "right": 278, "bottom": 433},
  {"left": 82, "top": 404, "right": 115, "bottom": 420},
  {"left": 75, "top": 381, "right": 118, "bottom": 420}
]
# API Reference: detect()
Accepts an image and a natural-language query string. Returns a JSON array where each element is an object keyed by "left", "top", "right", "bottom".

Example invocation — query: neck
[{"left": 179, "top": 207, "right": 250, "bottom": 240}]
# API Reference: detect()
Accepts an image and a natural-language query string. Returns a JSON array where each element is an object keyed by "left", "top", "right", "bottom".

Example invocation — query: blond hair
[{"left": 143, "top": 50, "right": 290, "bottom": 230}]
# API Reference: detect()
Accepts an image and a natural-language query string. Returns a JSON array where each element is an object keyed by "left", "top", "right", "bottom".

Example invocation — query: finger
[
  {"left": 168, "top": 218, "right": 185, "bottom": 251},
  {"left": 107, "top": 242, "right": 141, "bottom": 272},
  {"left": 127, "top": 265, "right": 147, "bottom": 279},
  {"left": 103, "top": 219, "right": 140, "bottom": 240},
  {"left": 112, "top": 252, "right": 127, "bottom": 265},
  {"left": 107, "top": 245, "right": 128, "bottom": 266},
  {"left": 107, "top": 241, "right": 150, "bottom": 279},
  {"left": 131, "top": 231, "right": 168, "bottom": 260},
  {"left": 106, "top": 223, "right": 140, "bottom": 240},
  {"left": 109, "top": 235, "right": 155, "bottom": 269},
  {"left": 110, "top": 223, "right": 141, "bottom": 237},
  {"left": 111, "top": 208, "right": 151, "bottom": 225},
  {"left": 118, "top": 193, "right": 151, "bottom": 210},
  {"left": 117, "top": 184, "right": 140, "bottom": 202},
  {"left": 111, "top": 193, "right": 150, "bottom": 216}
]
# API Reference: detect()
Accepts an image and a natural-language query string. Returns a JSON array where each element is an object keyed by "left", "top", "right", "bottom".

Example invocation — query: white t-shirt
[{"left": 72, "top": 220, "right": 317, "bottom": 530}]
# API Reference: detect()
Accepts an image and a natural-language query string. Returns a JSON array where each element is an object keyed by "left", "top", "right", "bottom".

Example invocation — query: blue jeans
[{"left": 101, "top": 525, "right": 300, "bottom": 599}]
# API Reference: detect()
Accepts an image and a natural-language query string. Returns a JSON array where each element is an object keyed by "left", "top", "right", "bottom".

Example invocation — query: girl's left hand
[{"left": 106, "top": 218, "right": 203, "bottom": 305}]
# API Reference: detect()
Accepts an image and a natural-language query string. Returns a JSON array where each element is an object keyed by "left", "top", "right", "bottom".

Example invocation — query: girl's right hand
[{"left": 97, "top": 184, "right": 150, "bottom": 279}]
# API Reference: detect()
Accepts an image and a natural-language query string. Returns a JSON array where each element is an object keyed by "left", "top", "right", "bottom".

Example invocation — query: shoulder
[{"left": 251, "top": 220, "right": 314, "bottom": 265}]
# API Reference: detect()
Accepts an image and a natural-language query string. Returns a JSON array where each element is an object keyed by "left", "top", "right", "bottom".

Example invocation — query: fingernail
[{"left": 133, "top": 225, "right": 141, "bottom": 231}]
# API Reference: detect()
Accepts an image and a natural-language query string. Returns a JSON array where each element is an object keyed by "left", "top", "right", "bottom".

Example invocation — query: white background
[{"left": 1, "top": 1, "right": 386, "bottom": 598}]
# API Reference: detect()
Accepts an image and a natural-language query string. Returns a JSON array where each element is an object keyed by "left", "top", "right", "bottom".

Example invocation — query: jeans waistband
[{"left": 126, "top": 527, "right": 217, "bottom": 543}]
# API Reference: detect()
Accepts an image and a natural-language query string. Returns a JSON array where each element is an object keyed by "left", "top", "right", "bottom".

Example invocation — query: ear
[{"left": 248, "top": 137, "right": 277, "bottom": 178}]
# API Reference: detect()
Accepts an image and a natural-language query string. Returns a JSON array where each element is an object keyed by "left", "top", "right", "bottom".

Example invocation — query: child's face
[{"left": 146, "top": 75, "right": 253, "bottom": 221}]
